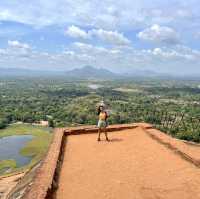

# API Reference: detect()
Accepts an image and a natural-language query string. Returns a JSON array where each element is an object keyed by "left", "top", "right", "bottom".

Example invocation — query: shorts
[{"left": 98, "top": 120, "right": 107, "bottom": 128}]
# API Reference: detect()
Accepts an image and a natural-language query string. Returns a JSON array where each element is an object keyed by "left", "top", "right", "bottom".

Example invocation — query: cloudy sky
[{"left": 0, "top": 0, "right": 200, "bottom": 74}]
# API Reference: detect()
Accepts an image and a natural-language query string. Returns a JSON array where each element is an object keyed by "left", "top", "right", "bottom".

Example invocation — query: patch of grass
[
  {"left": 0, "top": 159, "right": 17, "bottom": 174},
  {"left": 20, "top": 131, "right": 52, "bottom": 165},
  {"left": 0, "top": 124, "right": 53, "bottom": 175},
  {"left": 0, "top": 123, "right": 52, "bottom": 138}
]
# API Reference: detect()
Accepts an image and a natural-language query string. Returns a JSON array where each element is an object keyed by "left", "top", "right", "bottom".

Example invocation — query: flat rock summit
[{"left": 19, "top": 123, "right": 200, "bottom": 199}]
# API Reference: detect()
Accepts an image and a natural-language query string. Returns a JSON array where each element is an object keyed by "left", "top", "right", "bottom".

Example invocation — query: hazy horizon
[{"left": 0, "top": 0, "right": 200, "bottom": 75}]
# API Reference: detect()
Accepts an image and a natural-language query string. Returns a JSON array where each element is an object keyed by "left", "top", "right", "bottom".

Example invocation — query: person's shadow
[{"left": 108, "top": 138, "right": 123, "bottom": 142}]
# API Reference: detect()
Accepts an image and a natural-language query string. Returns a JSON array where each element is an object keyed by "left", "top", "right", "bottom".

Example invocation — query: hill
[
  {"left": 65, "top": 65, "right": 119, "bottom": 79},
  {"left": 65, "top": 66, "right": 171, "bottom": 79},
  {"left": 0, "top": 68, "right": 63, "bottom": 77}
]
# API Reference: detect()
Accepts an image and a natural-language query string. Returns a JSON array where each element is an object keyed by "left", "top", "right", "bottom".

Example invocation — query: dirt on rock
[
  {"left": 55, "top": 127, "right": 200, "bottom": 199},
  {"left": 0, "top": 173, "right": 25, "bottom": 199}
]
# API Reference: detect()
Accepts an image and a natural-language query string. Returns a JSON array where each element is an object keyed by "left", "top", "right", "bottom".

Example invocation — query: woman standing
[{"left": 97, "top": 105, "right": 109, "bottom": 141}]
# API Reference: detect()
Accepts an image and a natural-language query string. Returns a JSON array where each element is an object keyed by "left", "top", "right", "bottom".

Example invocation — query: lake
[{"left": 0, "top": 135, "right": 33, "bottom": 167}]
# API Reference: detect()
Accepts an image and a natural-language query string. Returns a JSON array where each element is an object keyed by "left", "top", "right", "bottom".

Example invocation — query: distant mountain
[
  {"left": 122, "top": 69, "right": 166, "bottom": 77},
  {"left": 2, "top": 66, "right": 197, "bottom": 79},
  {"left": 65, "top": 65, "right": 119, "bottom": 79},
  {"left": 0, "top": 68, "right": 63, "bottom": 77}
]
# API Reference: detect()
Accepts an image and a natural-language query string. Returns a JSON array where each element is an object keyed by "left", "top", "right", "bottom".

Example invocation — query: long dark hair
[
  {"left": 97, "top": 106, "right": 108, "bottom": 119},
  {"left": 97, "top": 106, "right": 103, "bottom": 115}
]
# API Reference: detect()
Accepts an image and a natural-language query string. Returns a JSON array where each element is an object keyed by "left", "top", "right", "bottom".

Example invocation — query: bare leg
[
  {"left": 104, "top": 128, "right": 109, "bottom": 141},
  {"left": 97, "top": 128, "right": 101, "bottom": 141}
]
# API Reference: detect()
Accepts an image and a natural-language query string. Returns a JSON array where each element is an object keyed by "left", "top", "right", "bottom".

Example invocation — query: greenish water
[{"left": 0, "top": 135, "right": 33, "bottom": 166}]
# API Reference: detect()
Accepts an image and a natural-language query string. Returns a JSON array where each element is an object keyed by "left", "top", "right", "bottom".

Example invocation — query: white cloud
[
  {"left": 73, "top": 42, "right": 93, "bottom": 51},
  {"left": 176, "top": 9, "right": 191, "bottom": 18},
  {"left": 1, "top": 41, "right": 200, "bottom": 74},
  {"left": 65, "top": 25, "right": 89, "bottom": 39},
  {"left": 195, "top": 31, "right": 200, "bottom": 39},
  {"left": 73, "top": 42, "right": 110, "bottom": 54},
  {"left": 138, "top": 24, "right": 180, "bottom": 44},
  {"left": 0, "top": 48, "right": 6, "bottom": 55},
  {"left": 90, "top": 29, "right": 130, "bottom": 45},
  {"left": 63, "top": 50, "right": 75, "bottom": 56},
  {"left": 151, "top": 48, "right": 180, "bottom": 58},
  {"left": 8, "top": 40, "right": 30, "bottom": 49},
  {"left": 144, "top": 45, "right": 200, "bottom": 61},
  {"left": 0, "top": 0, "right": 199, "bottom": 33},
  {"left": 65, "top": 25, "right": 130, "bottom": 46}
]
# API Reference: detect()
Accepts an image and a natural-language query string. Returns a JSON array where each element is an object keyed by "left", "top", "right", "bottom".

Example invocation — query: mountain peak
[
  {"left": 82, "top": 65, "right": 95, "bottom": 70},
  {"left": 66, "top": 66, "right": 117, "bottom": 79}
]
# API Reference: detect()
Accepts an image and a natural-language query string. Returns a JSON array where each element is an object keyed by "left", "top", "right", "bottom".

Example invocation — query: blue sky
[{"left": 0, "top": 0, "right": 200, "bottom": 74}]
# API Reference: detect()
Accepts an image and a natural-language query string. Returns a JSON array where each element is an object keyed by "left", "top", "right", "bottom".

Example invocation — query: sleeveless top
[{"left": 99, "top": 112, "right": 107, "bottom": 121}]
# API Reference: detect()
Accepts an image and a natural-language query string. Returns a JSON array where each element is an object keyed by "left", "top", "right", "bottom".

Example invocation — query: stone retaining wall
[
  {"left": 144, "top": 128, "right": 200, "bottom": 167},
  {"left": 22, "top": 128, "right": 65, "bottom": 199}
]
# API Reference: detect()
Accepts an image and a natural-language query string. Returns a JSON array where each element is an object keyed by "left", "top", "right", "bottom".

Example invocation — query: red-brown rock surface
[{"left": 56, "top": 127, "right": 200, "bottom": 199}]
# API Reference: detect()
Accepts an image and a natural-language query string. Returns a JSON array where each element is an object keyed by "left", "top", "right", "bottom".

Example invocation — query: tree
[
  {"left": 0, "top": 118, "right": 8, "bottom": 129},
  {"left": 48, "top": 119, "right": 55, "bottom": 128}
]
